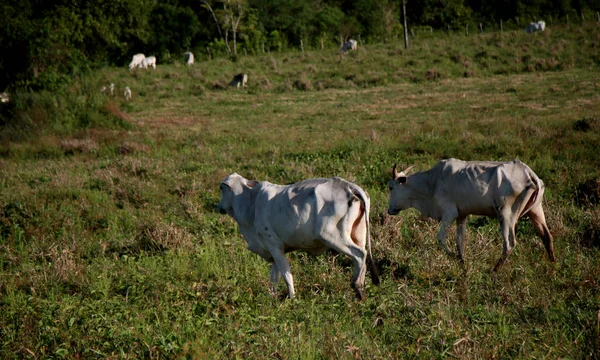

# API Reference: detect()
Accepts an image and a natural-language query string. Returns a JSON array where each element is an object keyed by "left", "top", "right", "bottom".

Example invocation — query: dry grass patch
[{"left": 60, "top": 138, "right": 99, "bottom": 154}]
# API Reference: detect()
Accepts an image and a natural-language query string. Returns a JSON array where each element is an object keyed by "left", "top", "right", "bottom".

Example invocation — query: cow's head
[
  {"left": 387, "top": 163, "right": 416, "bottom": 215},
  {"left": 217, "top": 172, "right": 258, "bottom": 215}
]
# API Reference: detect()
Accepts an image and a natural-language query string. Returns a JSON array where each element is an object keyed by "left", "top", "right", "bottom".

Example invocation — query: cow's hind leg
[
  {"left": 322, "top": 236, "right": 367, "bottom": 301},
  {"left": 494, "top": 210, "right": 518, "bottom": 272},
  {"left": 528, "top": 204, "right": 556, "bottom": 262}
]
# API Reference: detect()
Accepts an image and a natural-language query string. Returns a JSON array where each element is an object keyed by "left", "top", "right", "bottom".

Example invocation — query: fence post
[
  {"left": 581, "top": 11, "right": 585, "bottom": 22},
  {"left": 597, "top": 11, "right": 600, "bottom": 22},
  {"left": 465, "top": 23, "right": 469, "bottom": 35},
  {"left": 410, "top": 29, "right": 415, "bottom": 38},
  {"left": 320, "top": 37, "right": 324, "bottom": 50},
  {"left": 262, "top": 42, "right": 265, "bottom": 54},
  {"left": 206, "top": 47, "right": 211, "bottom": 59},
  {"left": 300, "top": 40, "right": 304, "bottom": 53},
  {"left": 500, "top": 19, "right": 503, "bottom": 32},
  {"left": 566, "top": 14, "right": 569, "bottom": 26},
  {"left": 479, "top": 23, "right": 483, "bottom": 33}
]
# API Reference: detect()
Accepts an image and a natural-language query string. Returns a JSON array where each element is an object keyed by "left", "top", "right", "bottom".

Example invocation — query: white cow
[
  {"left": 339, "top": 39, "right": 358, "bottom": 53},
  {"left": 184, "top": 51, "right": 194, "bottom": 65},
  {"left": 525, "top": 21, "right": 546, "bottom": 33},
  {"left": 141, "top": 56, "right": 156, "bottom": 70},
  {"left": 129, "top": 53, "right": 145, "bottom": 70},
  {"left": 229, "top": 73, "right": 247, "bottom": 89},
  {"left": 217, "top": 173, "right": 380, "bottom": 300},
  {"left": 0, "top": 92, "right": 9, "bottom": 103},
  {"left": 124, "top": 86, "right": 131, "bottom": 101},
  {"left": 387, "top": 159, "right": 556, "bottom": 271}
]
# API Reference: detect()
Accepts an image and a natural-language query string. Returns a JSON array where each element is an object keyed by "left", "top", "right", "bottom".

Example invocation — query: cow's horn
[
  {"left": 403, "top": 165, "right": 416, "bottom": 175},
  {"left": 392, "top": 163, "right": 400, "bottom": 179}
]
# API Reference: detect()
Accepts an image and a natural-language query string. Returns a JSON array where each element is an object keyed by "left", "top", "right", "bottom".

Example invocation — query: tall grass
[{"left": 0, "top": 24, "right": 599, "bottom": 358}]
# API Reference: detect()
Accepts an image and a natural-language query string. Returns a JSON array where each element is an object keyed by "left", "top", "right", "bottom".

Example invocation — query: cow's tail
[
  {"left": 352, "top": 186, "right": 380, "bottom": 286},
  {"left": 519, "top": 162, "right": 544, "bottom": 218}
]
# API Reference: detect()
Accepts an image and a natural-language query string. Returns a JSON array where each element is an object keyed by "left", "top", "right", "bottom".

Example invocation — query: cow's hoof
[{"left": 355, "top": 288, "right": 366, "bottom": 302}]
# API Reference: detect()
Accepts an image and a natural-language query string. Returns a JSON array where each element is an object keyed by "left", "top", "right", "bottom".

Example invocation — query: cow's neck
[
  {"left": 232, "top": 187, "right": 256, "bottom": 227},
  {"left": 407, "top": 171, "right": 440, "bottom": 219}
]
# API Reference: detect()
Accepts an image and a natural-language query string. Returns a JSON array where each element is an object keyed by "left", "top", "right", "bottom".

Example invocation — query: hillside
[{"left": 1, "top": 24, "right": 599, "bottom": 358}]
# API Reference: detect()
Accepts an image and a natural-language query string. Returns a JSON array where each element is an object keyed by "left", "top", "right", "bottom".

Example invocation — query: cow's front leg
[
  {"left": 269, "top": 262, "right": 281, "bottom": 296},
  {"left": 269, "top": 248, "right": 295, "bottom": 299},
  {"left": 455, "top": 216, "right": 468, "bottom": 262},
  {"left": 437, "top": 217, "right": 455, "bottom": 257}
]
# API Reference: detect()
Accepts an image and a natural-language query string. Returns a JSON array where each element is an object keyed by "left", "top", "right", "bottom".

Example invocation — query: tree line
[{"left": 1, "top": 0, "right": 599, "bottom": 91}]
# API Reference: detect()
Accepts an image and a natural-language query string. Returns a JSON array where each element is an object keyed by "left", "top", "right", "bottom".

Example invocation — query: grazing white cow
[
  {"left": 525, "top": 21, "right": 546, "bottom": 33},
  {"left": 129, "top": 53, "right": 145, "bottom": 70},
  {"left": 0, "top": 92, "right": 9, "bottom": 103},
  {"left": 217, "top": 173, "right": 380, "bottom": 300},
  {"left": 184, "top": 51, "right": 194, "bottom": 65},
  {"left": 229, "top": 73, "right": 248, "bottom": 89},
  {"left": 124, "top": 86, "right": 131, "bottom": 101},
  {"left": 141, "top": 56, "right": 156, "bottom": 70},
  {"left": 387, "top": 159, "right": 556, "bottom": 271},
  {"left": 339, "top": 39, "right": 358, "bottom": 53}
]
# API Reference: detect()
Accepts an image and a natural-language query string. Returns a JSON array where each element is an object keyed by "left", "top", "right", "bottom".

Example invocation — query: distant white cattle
[
  {"left": 129, "top": 53, "right": 146, "bottom": 70},
  {"left": 0, "top": 92, "right": 9, "bottom": 103},
  {"left": 141, "top": 56, "right": 156, "bottom": 70},
  {"left": 184, "top": 51, "right": 194, "bottom": 65},
  {"left": 229, "top": 73, "right": 247, "bottom": 89},
  {"left": 525, "top": 21, "right": 546, "bottom": 33},
  {"left": 387, "top": 159, "right": 556, "bottom": 271},
  {"left": 124, "top": 86, "right": 131, "bottom": 101},
  {"left": 339, "top": 39, "right": 358, "bottom": 53},
  {"left": 217, "top": 173, "right": 380, "bottom": 300}
]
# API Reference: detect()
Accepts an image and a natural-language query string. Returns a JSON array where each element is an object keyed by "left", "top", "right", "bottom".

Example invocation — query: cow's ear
[
  {"left": 396, "top": 176, "right": 407, "bottom": 184},
  {"left": 246, "top": 180, "right": 258, "bottom": 188}
]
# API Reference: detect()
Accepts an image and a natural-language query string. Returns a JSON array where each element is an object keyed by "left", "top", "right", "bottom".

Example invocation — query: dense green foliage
[
  {"left": 0, "top": 23, "right": 599, "bottom": 358},
  {"left": 1, "top": 0, "right": 600, "bottom": 91}
]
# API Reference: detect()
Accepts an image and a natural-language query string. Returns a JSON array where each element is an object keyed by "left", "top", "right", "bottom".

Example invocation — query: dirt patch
[
  {"left": 137, "top": 116, "right": 209, "bottom": 129},
  {"left": 580, "top": 210, "right": 600, "bottom": 249},
  {"left": 573, "top": 117, "right": 600, "bottom": 132},
  {"left": 574, "top": 178, "right": 600, "bottom": 207}
]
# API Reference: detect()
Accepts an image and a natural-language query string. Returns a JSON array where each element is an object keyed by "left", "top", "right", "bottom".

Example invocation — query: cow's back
[
  {"left": 254, "top": 178, "right": 358, "bottom": 250},
  {"left": 434, "top": 159, "right": 535, "bottom": 216}
]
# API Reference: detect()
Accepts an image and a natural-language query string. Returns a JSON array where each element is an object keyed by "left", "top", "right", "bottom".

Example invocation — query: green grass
[{"left": 1, "top": 24, "right": 600, "bottom": 358}]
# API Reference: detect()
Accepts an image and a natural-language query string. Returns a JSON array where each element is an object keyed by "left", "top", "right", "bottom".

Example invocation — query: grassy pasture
[{"left": 1, "top": 24, "right": 600, "bottom": 358}]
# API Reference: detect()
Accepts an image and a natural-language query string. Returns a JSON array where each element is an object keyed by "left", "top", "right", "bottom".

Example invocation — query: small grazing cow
[
  {"left": 184, "top": 51, "right": 194, "bottom": 65},
  {"left": 387, "top": 159, "right": 556, "bottom": 271},
  {"left": 217, "top": 173, "right": 380, "bottom": 300},
  {"left": 525, "top": 21, "right": 546, "bottom": 33},
  {"left": 141, "top": 56, "right": 157, "bottom": 70},
  {"left": 0, "top": 92, "right": 9, "bottom": 103},
  {"left": 339, "top": 39, "right": 358, "bottom": 53},
  {"left": 229, "top": 73, "right": 248, "bottom": 89},
  {"left": 129, "top": 53, "right": 145, "bottom": 70},
  {"left": 124, "top": 86, "right": 132, "bottom": 101}
]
